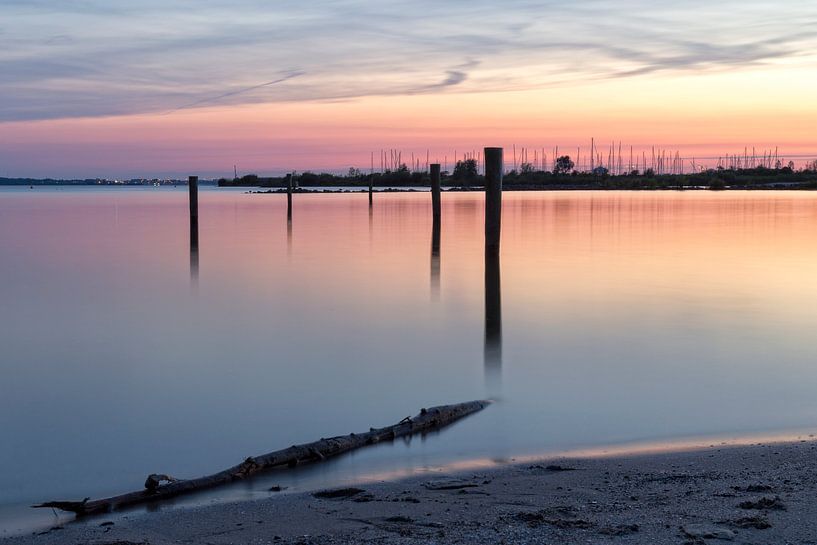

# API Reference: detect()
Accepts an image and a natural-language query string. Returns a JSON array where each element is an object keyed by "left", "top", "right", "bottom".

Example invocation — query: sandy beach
[{"left": 4, "top": 439, "right": 816, "bottom": 545}]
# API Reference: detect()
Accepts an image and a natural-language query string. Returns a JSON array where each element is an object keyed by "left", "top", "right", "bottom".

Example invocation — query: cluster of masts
[
  {"left": 717, "top": 147, "right": 782, "bottom": 170},
  {"left": 370, "top": 141, "right": 793, "bottom": 176}
]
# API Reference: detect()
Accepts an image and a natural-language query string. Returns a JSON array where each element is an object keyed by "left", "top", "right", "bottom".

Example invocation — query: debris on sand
[
  {"left": 529, "top": 464, "right": 577, "bottom": 472},
  {"left": 733, "top": 484, "right": 773, "bottom": 493},
  {"left": 312, "top": 487, "right": 366, "bottom": 499},
  {"left": 744, "top": 484, "right": 773, "bottom": 493},
  {"left": 721, "top": 515, "right": 772, "bottom": 529},
  {"left": 384, "top": 516, "right": 414, "bottom": 523},
  {"left": 738, "top": 496, "right": 787, "bottom": 511},
  {"left": 513, "top": 508, "right": 592, "bottom": 529},
  {"left": 599, "top": 523, "right": 640, "bottom": 535},
  {"left": 681, "top": 523, "right": 736, "bottom": 541},
  {"left": 423, "top": 479, "right": 480, "bottom": 490}
]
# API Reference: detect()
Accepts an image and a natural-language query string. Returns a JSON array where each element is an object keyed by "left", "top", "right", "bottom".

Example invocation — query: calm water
[{"left": 3, "top": 187, "right": 817, "bottom": 534}]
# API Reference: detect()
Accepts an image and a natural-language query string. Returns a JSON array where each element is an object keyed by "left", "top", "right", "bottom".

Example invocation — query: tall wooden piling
[
  {"left": 188, "top": 175, "right": 199, "bottom": 220},
  {"left": 287, "top": 173, "right": 293, "bottom": 220},
  {"left": 482, "top": 149, "right": 503, "bottom": 386},
  {"left": 484, "top": 148, "right": 503, "bottom": 253},
  {"left": 430, "top": 163, "right": 441, "bottom": 222},
  {"left": 368, "top": 175, "right": 373, "bottom": 207}
]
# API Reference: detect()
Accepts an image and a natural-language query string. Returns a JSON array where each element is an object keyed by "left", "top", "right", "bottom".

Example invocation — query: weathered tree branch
[{"left": 33, "top": 400, "right": 490, "bottom": 517}]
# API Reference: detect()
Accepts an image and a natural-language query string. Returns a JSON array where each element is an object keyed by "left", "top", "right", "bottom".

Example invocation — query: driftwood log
[{"left": 34, "top": 400, "right": 490, "bottom": 517}]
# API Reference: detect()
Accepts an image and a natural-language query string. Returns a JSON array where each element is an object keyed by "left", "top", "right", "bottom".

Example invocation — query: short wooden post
[
  {"left": 484, "top": 148, "right": 503, "bottom": 253},
  {"left": 430, "top": 163, "right": 441, "bottom": 222},
  {"left": 188, "top": 175, "right": 199, "bottom": 220},
  {"left": 368, "top": 175, "right": 373, "bottom": 207},
  {"left": 287, "top": 173, "right": 293, "bottom": 220}
]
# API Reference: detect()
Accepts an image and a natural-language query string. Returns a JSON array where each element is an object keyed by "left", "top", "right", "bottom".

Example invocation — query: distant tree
[
  {"left": 452, "top": 159, "right": 478, "bottom": 181},
  {"left": 396, "top": 163, "right": 410, "bottom": 174},
  {"left": 554, "top": 156, "right": 574, "bottom": 174},
  {"left": 592, "top": 166, "right": 609, "bottom": 176},
  {"left": 643, "top": 168, "right": 656, "bottom": 178},
  {"left": 347, "top": 167, "right": 362, "bottom": 178},
  {"left": 519, "top": 162, "right": 534, "bottom": 175},
  {"left": 709, "top": 177, "right": 726, "bottom": 190},
  {"left": 299, "top": 171, "right": 319, "bottom": 185}
]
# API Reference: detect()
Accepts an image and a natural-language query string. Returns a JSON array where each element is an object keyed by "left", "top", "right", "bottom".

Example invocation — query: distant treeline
[
  {"left": 0, "top": 178, "right": 204, "bottom": 186},
  {"left": 1, "top": 177, "right": 107, "bottom": 185},
  {"left": 219, "top": 159, "right": 817, "bottom": 190}
]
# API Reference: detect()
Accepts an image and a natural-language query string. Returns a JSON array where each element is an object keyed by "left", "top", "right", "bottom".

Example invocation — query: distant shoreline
[
  {"left": 6, "top": 167, "right": 817, "bottom": 191},
  {"left": 0, "top": 178, "right": 216, "bottom": 187},
  {"left": 247, "top": 184, "right": 817, "bottom": 193}
]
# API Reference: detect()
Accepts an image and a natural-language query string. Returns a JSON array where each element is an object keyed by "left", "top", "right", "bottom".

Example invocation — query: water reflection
[
  {"left": 287, "top": 218, "right": 293, "bottom": 257},
  {"left": 190, "top": 216, "right": 199, "bottom": 288},
  {"left": 430, "top": 217, "right": 441, "bottom": 300},
  {"left": 8, "top": 189, "right": 817, "bottom": 535},
  {"left": 484, "top": 246, "right": 502, "bottom": 389}
]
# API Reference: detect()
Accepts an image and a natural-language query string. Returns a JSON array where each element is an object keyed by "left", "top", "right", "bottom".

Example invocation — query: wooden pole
[
  {"left": 430, "top": 163, "right": 441, "bottom": 222},
  {"left": 484, "top": 148, "right": 503, "bottom": 254},
  {"left": 430, "top": 163, "right": 442, "bottom": 299},
  {"left": 188, "top": 175, "right": 198, "bottom": 220},
  {"left": 483, "top": 148, "right": 502, "bottom": 382},
  {"left": 287, "top": 173, "right": 293, "bottom": 220}
]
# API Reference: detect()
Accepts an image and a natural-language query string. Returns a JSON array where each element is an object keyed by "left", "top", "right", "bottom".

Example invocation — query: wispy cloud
[
  {"left": 162, "top": 71, "right": 304, "bottom": 114},
  {"left": 1, "top": 0, "right": 816, "bottom": 122}
]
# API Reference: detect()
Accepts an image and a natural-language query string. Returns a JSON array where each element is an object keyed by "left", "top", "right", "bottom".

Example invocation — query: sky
[{"left": 1, "top": 0, "right": 817, "bottom": 178}]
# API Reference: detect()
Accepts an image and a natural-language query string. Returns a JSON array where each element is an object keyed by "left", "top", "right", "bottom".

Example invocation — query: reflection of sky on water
[{"left": 4, "top": 187, "right": 817, "bottom": 533}]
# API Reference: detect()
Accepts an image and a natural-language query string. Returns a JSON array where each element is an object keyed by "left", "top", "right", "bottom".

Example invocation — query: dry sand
[{"left": 4, "top": 439, "right": 817, "bottom": 544}]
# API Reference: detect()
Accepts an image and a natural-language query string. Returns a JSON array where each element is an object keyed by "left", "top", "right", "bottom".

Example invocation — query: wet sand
[{"left": 4, "top": 439, "right": 816, "bottom": 544}]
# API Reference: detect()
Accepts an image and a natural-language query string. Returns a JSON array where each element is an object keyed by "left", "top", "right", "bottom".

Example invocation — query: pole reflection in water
[
  {"left": 484, "top": 246, "right": 502, "bottom": 389},
  {"left": 368, "top": 203, "right": 374, "bottom": 250},
  {"left": 287, "top": 218, "right": 292, "bottom": 257},
  {"left": 190, "top": 216, "right": 199, "bottom": 289},
  {"left": 430, "top": 163, "right": 442, "bottom": 300},
  {"left": 430, "top": 217, "right": 441, "bottom": 300}
]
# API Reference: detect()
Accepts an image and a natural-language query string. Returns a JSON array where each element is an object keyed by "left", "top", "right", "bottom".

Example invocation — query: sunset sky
[{"left": 2, "top": 0, "right": 817, "bottom": 178}]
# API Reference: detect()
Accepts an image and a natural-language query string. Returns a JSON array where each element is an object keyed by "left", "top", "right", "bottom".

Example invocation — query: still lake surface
[{"left": 3, "top": 186, "right": 817, "bottom": 533}]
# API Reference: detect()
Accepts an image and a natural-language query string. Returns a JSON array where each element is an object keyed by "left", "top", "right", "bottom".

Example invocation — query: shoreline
[
  {"left": 245, "top": 185, "right": 816, "bottom": 194},
  {"left": 4, "top": 438, "right": 816, "bottom": 544}
]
